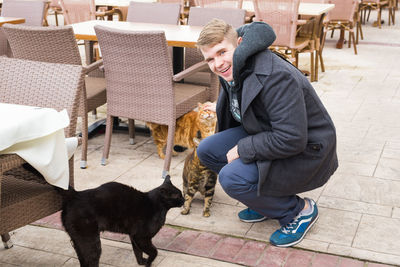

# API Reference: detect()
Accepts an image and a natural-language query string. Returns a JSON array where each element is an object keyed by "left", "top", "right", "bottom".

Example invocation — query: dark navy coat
[{"left": 217, "top": 49, "right": 338, "bottom": 197}]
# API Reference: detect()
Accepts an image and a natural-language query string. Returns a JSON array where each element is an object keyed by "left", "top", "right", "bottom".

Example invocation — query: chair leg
[
  {"left": 128, "top": 119, "right": 135, "bottom": 145},
  {"left": 310, "top": 50, "right": 315, "bottom": 82},
  {"left": 348, "top": 30, "right": 351, "bottom": 48},
  {"left": 101, "top": 115, "right": 114, "bottom": 166},
  {"left": 80, "top": 112, "right": 89, "bottom": 169},
  {"left": 55, "top": 11, "right": 59, "bottom": 26},
  {"left": 319, "top": 49, "right": 325, "bottom": 73},
  {"left": 162, "top": 123, "right": 176, "bottom": 178},
  {"left": 1, "top": 233, "right": 13, "bottom": 249},
  {"left": 378, "top": 8, "right": 382, "bottom": 28},
  {"left": 351, "top": 32, "right": 357, "bottom": 55}
]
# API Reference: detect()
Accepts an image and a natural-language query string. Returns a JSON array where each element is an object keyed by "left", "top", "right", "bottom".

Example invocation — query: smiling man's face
[{"left": 200, "top": 37, "right": 241, "bottom": 82}]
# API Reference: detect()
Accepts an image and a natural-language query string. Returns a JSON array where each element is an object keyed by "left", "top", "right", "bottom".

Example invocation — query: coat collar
[{"left": 241, "top": 50, "right": 273, "bottom": 114}]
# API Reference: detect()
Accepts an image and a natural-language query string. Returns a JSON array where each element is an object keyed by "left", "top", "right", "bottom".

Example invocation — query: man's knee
[{"left": 219, "top": 167, "right": 252, "bottom": 198}]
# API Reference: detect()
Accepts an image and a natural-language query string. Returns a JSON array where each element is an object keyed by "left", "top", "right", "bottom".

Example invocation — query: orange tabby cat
[{"left": 147, "top": 102, "right": 217, "bottom": 159}]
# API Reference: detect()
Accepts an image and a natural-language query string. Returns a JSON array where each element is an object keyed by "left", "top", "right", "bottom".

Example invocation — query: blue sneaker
[
  {"left": 269, "top": 198, "right": 318, "bottom": 247},
  {"left": 238, "top": 208, "right": 267, "bottom": 223}
]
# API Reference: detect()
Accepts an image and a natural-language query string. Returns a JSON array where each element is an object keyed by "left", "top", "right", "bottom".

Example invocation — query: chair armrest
[
  {"left": 95, "top": 9, "right": 116, "bottom": 17},
  {"left": 173, "top": 61, "right": 209, "bottom": 82},
  {"left": 82, "top": 59, "right": 103, "bottom": 74}
]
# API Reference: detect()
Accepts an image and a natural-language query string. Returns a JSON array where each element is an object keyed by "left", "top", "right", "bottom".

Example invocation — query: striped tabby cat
[{"left": 181, "top": 137, "right": 218, "bottom": 217}]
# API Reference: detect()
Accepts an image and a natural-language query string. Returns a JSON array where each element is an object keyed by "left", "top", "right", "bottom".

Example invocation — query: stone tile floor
[{"left": 1, "top": 8, "right": 400, "bottom": 267}]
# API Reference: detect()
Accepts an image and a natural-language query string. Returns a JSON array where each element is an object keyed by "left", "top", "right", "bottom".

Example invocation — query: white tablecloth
[{"left": 0, "top": 103, "right": 77, "bottom": 189}]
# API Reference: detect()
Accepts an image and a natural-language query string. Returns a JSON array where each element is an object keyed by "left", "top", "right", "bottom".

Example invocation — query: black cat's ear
[{"left": 163, "top": 175, "right": 171, "bottom": 184}]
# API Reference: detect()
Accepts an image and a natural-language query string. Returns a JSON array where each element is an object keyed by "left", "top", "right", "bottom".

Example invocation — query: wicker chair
[
  {"left": 45, "top": 0, "right": 64, "bottom": 26},
  {"left": 0, "top": 0, "right": 47, "bottom": 57},
  {"left": 359, "top": 0, "right": 395, "bottom": 28},
  {"left": 126, "top": 2, "right": 181, "bottom": 25},
  {"left": 252, "top": 0, "right": 314, "bottom": 79},
  {"left": 0, "top": 57, "right": 84, "bottom": 249},
  {"left": 196, "top": 0, "right": 243, "bottom": 8},
  {"left": 325, "top": 0, "right": 359, "bottom": 54},
  {"left": 184, "top": 7, "right": 246, "bottom": 102},
  {"left": 3, "top": 24, "right": 106, "bottom": 169},
  {"left": 59, "top": 0, "right": 116, "bottom": 25},
  {"left": 122, "top": 1, "right": 182, "bottom": 145},
  {"left": 94, "top": 25, "right": 211, "bottom": 178},
  {"left": 0, "top": 0, "right": 47, "bottom": 26},
  {"left": 158, "top": 0, "right": 189, "bottom": 24}
]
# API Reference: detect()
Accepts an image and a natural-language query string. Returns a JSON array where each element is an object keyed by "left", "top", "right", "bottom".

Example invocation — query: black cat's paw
[{"left": 137, "top": 258, "right": 147, "bottom": 265}]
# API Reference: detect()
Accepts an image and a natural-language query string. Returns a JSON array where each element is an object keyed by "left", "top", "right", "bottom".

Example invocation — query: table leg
[{"left": 336, "top": 28, "right": 345, "bottom": 49}]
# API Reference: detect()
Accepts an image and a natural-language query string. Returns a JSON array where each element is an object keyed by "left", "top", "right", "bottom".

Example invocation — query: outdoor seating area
[{"left": 1, "top": 0, "right": 400, "bottom": 266}]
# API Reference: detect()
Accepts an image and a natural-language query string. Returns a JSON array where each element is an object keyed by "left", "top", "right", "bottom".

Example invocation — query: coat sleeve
[{"left": 237, "top": 71, "right": 308, "bottom": 163}]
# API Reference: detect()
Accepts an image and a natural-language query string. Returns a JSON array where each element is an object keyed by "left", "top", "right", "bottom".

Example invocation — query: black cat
[{"left": 60, "top": 175, "right": 184, "bottom": 267}]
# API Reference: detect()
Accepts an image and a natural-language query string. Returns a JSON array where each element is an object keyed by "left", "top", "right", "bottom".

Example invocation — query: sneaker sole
[
  {"left": 271, "top": 213, "right": 319, "bottom": 248},
  {"left": 239, "top": 216, "right": 268, "bottom": 223}
]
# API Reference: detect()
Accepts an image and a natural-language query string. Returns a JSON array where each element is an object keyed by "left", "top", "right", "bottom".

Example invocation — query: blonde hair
[{"left": 197, "top": 19, "right": 238, "bottom": 49}]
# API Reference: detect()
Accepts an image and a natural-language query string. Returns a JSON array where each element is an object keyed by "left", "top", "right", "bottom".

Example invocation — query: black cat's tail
[{"left": 54, "top": 185, "right": 77, "bottom": 203}]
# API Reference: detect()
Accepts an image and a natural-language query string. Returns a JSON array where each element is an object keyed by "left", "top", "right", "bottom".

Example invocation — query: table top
[
  {"left": 0, "top": 16, "right": 25, "bottom": 26},
  {"left": 71, "top": 20, "right": 203, "bottom": 48}
]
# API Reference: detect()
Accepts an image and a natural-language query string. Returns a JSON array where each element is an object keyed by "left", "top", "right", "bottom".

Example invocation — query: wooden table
[
  {"left": 0, "top": 17, "right": 25, "bottom": 26},
  {"left": 71, "top": 20, "right": 203, "bottom": 48}
]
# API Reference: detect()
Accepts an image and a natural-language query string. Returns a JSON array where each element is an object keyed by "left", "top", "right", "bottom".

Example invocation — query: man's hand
[
  {"left": 226, "top": 145, "right": 239, "bottom": 163},
  {"left": 202, "top": 102, "right": 216, "bottom": 112}
]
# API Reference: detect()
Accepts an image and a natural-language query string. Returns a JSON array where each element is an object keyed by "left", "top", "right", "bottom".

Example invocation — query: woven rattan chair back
[
  {"left": 2, "top": 24, "right": 82, "bottom": 65},
  {"left": 94, "top": 25, "right": 210, "bottom": 176},
  {"left": 252, "top": 0, "right": 300, "bottom": 48},
  {"left": 196, "top": 0, "right": 243, "bottom": 9},
  {"left": 126, "top": 2, "right": 181, "bottom": 25},
  {"left": 0, "top": 57, "right": 84, "bottom": 247},
  {"left": 59, "top": 0, "right": 96, "bottom": 24},
  {"left": 158, "top": 0, "right": 187, "bottom": 23},
  {"left": 0, "top": 0, "right": 47, "bottom": 57},
  {"left": 3, "top": 23, "right": 106, "bottom": 169},
  {"left": 328, "top": 0, "right": 358, "bottom": 21},
  {"left": 0, "top": 0, "right": 47, "bottom": 26}
]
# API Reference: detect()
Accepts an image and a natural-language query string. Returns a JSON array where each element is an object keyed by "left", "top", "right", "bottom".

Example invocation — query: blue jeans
[{"left": 197, "top": 126, "right": 304, "bottom": 226}]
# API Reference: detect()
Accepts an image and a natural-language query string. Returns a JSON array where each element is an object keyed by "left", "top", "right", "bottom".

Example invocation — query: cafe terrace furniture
[
  {"left": 325, "top": 0, "right": 359, "bottom": 54},
  {"left": 360, "top": 0, "right": 395, "bottom": 28},
  {"left": 0, "top": 0, "right": 46, "bottom": 56},
  {"left": 46, "top": 0, "right": 63, "bottom": 26},
  {"left": 252, "top": 0, "right": 316, "bottom": 80},
  {"left": 0, "top": 57, "right": 84, "bottom": 249},
  {"left": 0, "top": 0, "right": 47, "bottom": 25},
  {"left": 158, "top": 0, "right": 187, "bottom": 24},
  {"left": 123, "top": 2, "right": 182, "bottom": 143},
  {"left": 60, "top": 0, "right": 117, "bottom": 24},
  {"left": 0, "top": 17, "right": 24, "bottom": 55},
  {"left": 196, "top": 0, "right": 243, "bottom": 8},
  {"left": 184, "top": 7, "right": 246, "bottom": 101},
  {"left": 3, "top": 24, "right": 106, "bottom": 169},
  {"left": 126, "top": 2, "right": 181, "bottom": 24},
  {"left": 94, "top": 25, "right": 211, "bottom": 178}
]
